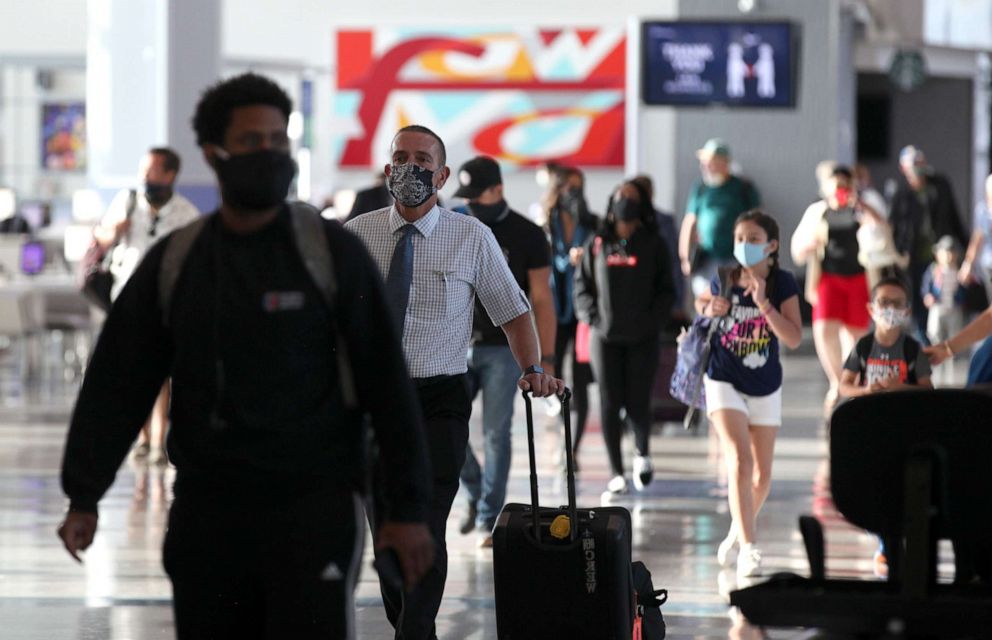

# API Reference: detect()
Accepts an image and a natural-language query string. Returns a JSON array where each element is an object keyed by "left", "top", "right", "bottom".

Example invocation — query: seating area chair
[
  {"left": 731, "top": 389, "right": 992, "bottom": 638},
  {"left": 0, "top": 289, "right": 43, "bottom": 387},
  {"left": 41, "top": 289, "right": 93, "bottom": 384}
]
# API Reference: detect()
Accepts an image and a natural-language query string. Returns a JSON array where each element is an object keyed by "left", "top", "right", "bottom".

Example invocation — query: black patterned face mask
[{"left": 387, "top": 163, "right": 437, "bottom": 207}]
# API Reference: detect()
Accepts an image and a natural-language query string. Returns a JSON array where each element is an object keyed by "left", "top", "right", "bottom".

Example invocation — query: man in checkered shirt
[{"left": 346, "top": 125, "right": 563, "bottom": 640}]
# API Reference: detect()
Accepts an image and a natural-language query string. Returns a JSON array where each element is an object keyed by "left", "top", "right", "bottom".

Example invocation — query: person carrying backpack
[
  {"left": 57, "top": 73, "right": 434, "bottom": 640},
  {"left": 838, "top": 275, "right": 933, "bottom": 579}
]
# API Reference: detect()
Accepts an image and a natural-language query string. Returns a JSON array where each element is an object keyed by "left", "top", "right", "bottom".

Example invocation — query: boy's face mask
[{"left": 872, "top": 304, "right": 909, "bottom": 330}]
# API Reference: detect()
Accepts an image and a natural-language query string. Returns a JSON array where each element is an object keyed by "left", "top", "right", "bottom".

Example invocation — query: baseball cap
[
  {"left": 933, "top": 235, "right": 960, "bottom": 254},
  {"left": 696, "top": 138, "right": 731, "bottom": 159},
  {"left": 453, "top": 156, "right": 502, "bottom": 199},
  {"left": 899, "top": 145, "right": 927, "bottom": 167}
]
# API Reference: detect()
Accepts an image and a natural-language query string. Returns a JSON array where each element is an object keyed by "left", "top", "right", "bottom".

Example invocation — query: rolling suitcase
[{"left": 493, "top": 388, "right": 634, "bottom": 639}]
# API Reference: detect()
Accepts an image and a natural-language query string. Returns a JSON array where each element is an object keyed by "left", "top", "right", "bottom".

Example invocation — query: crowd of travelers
[{"left": 55, "top": 71, "right": 992, "bottom": 639}]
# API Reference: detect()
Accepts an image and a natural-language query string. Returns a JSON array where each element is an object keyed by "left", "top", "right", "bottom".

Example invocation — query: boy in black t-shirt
[
  {"left": 840, "top": 277, "right": 932, "bottom": 398},
  {"left": 839, "top": 276, "right": 932, "bottom": 577}
]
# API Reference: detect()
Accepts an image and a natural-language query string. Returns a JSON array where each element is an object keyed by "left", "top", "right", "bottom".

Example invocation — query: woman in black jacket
[{"left": 574, "top": 179, "right": 676, "bottom": 495}]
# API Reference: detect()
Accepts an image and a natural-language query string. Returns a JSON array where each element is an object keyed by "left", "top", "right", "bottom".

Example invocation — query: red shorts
[{"left": 813, "top": 271, "right": 870, "bottom": 328}]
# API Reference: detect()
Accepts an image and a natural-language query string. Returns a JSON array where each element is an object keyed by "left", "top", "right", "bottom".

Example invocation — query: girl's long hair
[{"left": 540, "top": 163, "right": 571, "bottom": 231}]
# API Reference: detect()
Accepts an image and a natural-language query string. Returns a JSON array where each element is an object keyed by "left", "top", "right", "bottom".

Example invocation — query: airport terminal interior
[
  {"left": 5, "top": 351, "right": 970, "bottom": 639},
  {"left": 2, "top": 0, "right": 992, "bottom": 638}
]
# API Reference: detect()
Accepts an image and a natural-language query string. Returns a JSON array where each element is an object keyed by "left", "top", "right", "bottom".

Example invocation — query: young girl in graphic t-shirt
[{"left": 694, "top": 209, "right": 803, "bottom": 580}]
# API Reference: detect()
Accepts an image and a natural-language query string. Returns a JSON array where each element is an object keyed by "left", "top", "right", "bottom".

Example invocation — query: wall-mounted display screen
[{"left": 642, "top": 21, "right": 796, "bottom": 107}]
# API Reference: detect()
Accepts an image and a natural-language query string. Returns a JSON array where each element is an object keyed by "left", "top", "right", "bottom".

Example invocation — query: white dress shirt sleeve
[{"left": 474, "top": 225, "right": 530, "bottom": 327}]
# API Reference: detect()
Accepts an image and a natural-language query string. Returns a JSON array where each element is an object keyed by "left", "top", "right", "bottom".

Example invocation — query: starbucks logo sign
[{"left": 889, "top": 50, "right": 927, "bottom": 92}]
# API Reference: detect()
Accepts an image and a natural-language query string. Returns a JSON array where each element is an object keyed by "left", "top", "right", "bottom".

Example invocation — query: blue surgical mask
[{"left": 733, "top": 241, "right": 769, "bottom": 267}]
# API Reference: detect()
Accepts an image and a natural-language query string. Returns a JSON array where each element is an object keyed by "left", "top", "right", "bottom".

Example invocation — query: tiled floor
[{"left": 0, "top": 350, "right": 962, "bottom": 639}]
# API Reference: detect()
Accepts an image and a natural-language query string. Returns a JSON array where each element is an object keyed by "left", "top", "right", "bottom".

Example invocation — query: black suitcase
[{"left": 493, "top": 388, "right": 634, "bottom": 639}]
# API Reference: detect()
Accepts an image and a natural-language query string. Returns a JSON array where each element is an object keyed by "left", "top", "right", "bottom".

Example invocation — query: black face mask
[
  {"left": 560, "top": 188, "right": 588, "bottom": 217},
  {"left": 468, "top": 200, "right": 509, "bottom": 226},
  {"left": 214, "top": 149, "right": 296, "bottom": 211},
  {"left": 560, "top": 187, "right": 581, "bottom": 205},
  {"left": 144, "top": 182, "right": 173, "bottom": 207},
  {"left": 613, "top": 198, "right": 640, "bottom": 222}
]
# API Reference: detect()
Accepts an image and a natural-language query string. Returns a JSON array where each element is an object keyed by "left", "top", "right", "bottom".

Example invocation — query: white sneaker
[
  {"left": 632, "top": 455, "right": 653, "bottom": 490},
  {"left": 606, "top": 475, "right": 629, "bottom": 494},
  {"left": 717, "top": 525, "right": 738, "bottom": 567},
  {"left": 736, "top": 545, "right": 762, "bottom": 579}
]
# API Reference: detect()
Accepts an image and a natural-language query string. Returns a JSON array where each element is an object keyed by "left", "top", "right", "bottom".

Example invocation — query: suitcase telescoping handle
[{"left": 522, "top": 387, "right": 578, "bottom": 543}]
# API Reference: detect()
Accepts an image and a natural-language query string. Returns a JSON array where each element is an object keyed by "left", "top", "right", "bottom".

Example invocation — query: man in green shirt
[{"left": 678, "top": 138, "right": 761, "bottom": 296}]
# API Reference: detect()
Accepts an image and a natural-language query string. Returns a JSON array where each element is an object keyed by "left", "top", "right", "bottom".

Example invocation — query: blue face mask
[{"left": 733, "top": 241, "right": 769, "bottom": 267}]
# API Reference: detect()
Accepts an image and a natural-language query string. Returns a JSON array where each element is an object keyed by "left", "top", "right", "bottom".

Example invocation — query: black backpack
[
  {"left": 854, "top": 333, "right": 920, "bottom": 385},
  {"left": 632, "top": 561, "right": 667, "bottom": 639},
  {"left": 158, "top": 202, "right": 358, "bottom": 410}
]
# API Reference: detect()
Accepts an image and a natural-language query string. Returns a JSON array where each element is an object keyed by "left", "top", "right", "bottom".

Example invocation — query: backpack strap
[
  {"left": 855, "top": 333, "right": 874, "bottom": 380},
  {"left": 903, "top": 335, "right": 920, "bottom": 384},
  {"left": 288, "top": 202, "right": 358, "bottom": 410},
  {"left": 125, "top": 189, "right": 138, "bottom": 219},
  {"left": 158, "top": 215, "right": 209, "bottom": 326},
  {"left": 737, "top": 176, "right": 758, "bottom": 209}
]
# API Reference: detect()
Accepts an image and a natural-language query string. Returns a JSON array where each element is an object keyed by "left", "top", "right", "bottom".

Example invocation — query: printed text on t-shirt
[{"left": 718, "top": 299, "right": 771, "bottom": 370}]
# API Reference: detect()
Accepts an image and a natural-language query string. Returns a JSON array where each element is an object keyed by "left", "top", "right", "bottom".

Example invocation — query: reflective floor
[{"left": 0, "top": 348, "right": 965, "bottom": 639}]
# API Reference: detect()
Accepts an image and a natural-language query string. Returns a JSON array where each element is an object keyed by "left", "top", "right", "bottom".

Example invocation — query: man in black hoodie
[{"left": 56, "top": 73, "right": 433, "bottom": 640}]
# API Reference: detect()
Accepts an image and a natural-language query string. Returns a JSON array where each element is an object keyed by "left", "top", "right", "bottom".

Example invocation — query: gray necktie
[{"left": 385, "top": 224, "right": 417, "bottom": 334}]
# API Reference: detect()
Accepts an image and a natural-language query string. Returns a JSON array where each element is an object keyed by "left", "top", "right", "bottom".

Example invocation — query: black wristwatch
[{"left": 523, "top": 364, "right": 544, "bottom": 376}]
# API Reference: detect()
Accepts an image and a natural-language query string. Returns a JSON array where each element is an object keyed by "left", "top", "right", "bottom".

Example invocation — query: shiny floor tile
[{"left": 0, "top": 352, "right": 929, "bottom": 638}]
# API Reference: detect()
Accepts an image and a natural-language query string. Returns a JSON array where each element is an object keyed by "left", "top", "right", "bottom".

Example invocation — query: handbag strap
[
  {"left": 101, "top": 189, "right": 138, "bottom": 267},
  {"left": 125, "top": 189, "right": 138, "bottom": 219}
]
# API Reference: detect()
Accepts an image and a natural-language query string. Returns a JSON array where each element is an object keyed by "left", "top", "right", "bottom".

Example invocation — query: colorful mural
[{"left": 334, "top": 28, "right": 626, "bottom": 169}]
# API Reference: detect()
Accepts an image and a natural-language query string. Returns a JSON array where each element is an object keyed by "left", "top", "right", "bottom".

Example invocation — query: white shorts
[{"left": 703, "top": 376, "right": 782, "bottom": 427}]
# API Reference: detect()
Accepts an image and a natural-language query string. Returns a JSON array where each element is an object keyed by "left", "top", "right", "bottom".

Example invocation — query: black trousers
[
  {"left": 370, "top": 374, "right": 471, "bottom": 640},
  {"left": 163, "top": 487, "right": 363, "bottom": 640},
  {"left": 554, "top": 320, "right": 593, "bottom": 451},
  {"left": 588, "top": 335, "right": 659, "bottom": 477}
]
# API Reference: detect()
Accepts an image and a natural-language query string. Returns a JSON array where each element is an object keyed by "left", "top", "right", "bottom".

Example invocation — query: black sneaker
[{"left": 459, "top": 503, "right": 478, "bottom": 535}]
